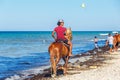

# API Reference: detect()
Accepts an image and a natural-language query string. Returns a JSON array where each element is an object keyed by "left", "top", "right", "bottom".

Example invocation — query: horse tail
[{"left": 48, "top": 42, "right": 55, "bottom": 53}]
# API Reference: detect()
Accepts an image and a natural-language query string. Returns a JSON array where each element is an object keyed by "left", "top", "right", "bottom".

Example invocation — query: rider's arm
[
  {"left": 52, "top": 31, "right": 56, "bottom": 40},
  {"left": 64, "top": 30, "right": 67, "bottom": 39},
  {"left": 64, "top": 30, "right": 66, "bottom": 36}
]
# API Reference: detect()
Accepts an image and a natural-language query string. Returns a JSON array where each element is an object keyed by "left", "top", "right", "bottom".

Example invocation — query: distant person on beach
[
  {"left": 106, "top": 33, "right": 114, "bottom": 52},
  {"left": 94, "top": 36, "right": 99, "bottom": 49},
  {"left": 52, "top": 19, "right": 72, "bottom": 56}
]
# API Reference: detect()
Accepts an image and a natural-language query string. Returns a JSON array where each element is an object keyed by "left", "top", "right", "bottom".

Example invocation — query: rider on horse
[{"left": 52, "top": 19, "right": 72, "bottom": 56}]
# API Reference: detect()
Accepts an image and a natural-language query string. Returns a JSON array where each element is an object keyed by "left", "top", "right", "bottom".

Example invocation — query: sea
[{"left": 0, "top": 31, "right": 116, "bottom": 79}]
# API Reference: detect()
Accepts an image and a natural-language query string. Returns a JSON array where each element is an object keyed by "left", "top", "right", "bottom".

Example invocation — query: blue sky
[{"left": 0, "top": 0, "right": 120, "bottom": 31}]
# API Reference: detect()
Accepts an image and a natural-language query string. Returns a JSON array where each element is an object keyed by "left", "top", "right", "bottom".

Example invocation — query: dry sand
[{"left": 55, "top": 51, "right": 120, "bottom": 80}]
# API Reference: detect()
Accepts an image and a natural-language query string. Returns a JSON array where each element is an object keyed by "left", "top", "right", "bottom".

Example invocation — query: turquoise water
[{"left": 0, "top": 31, "right": 113, "bottom": 79}]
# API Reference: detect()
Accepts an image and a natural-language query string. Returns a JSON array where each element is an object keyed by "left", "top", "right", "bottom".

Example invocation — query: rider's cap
[{"left": 58, "top": 19, "right": 64, "bottom": 23}]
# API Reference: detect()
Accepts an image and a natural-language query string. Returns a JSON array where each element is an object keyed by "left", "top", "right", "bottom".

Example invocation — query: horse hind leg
[
  {"left": 63, "top": 56, "right": 69, "bottom": 75},
  {"left": 56, "top": 55, "right": 60, "bottom": 65},
  {"left": 65, "top": 56, "right": 69, "bottom": 75},
  {"left": 50, "top": 56, "right": 57, "bottom": 77}
]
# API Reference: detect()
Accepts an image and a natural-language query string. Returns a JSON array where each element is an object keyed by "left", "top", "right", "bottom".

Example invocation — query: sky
[{"left": 0, "top": 0, "right": 120, "bottom": 31}]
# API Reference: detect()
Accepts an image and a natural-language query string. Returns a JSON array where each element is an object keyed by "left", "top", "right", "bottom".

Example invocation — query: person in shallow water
[
  {"left": 94, "top": 36, "right": 99, "bottom": 49},
  {"left": 52, "top": 19, "right": 72, "bottom": 56}
]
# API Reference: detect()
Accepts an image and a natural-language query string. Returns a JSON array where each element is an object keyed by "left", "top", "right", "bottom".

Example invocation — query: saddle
[{"left": 56, "top": 39, "right": 70, "bottom": 48}]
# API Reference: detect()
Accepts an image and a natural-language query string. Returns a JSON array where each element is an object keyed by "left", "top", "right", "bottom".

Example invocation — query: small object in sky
[{"left": 81, "top": 3, "right": 85, "bottom": 8}]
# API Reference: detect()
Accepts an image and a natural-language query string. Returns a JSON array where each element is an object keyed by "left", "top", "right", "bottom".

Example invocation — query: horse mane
[{"left": 65, "top": 28, "right": 72, "bottom": 41}]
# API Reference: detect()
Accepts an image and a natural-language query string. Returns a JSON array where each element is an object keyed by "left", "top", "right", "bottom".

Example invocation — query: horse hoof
[{"left": 51, "top": 74, "right": 56, "bottom": 78}]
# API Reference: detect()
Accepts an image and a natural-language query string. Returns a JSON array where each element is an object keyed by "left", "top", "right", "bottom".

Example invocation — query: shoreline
[
  {"left": 3, "top": 46, "right": 106, "bottom": 80},
  {"left": 4, "top": 45, "right": 112, "bottom": 80},
  {"left": 21, "top": 46, "right": 111, "bottom": 80}
]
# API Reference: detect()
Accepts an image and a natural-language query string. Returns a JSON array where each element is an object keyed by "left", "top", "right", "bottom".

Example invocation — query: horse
[
  {"left": 48, "top": 28, "right": 72, "bottom": 77},
  {"left": 113, "top": 34, "right": 120, "bottom": 51}
]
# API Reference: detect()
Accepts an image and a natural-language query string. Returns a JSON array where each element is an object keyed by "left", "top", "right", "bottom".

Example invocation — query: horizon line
[{"left": 0, "top": 30, "right": 119, "bottom": 32}]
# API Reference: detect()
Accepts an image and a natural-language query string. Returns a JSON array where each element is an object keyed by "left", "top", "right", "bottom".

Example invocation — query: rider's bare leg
[{"left": 68, "top": 40, "right": 72, "bottom": 56}]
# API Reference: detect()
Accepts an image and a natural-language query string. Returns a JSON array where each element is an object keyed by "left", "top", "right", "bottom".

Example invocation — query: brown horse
[
  {"left": 48, "top": 28, "right": 72, "bottom": 77},
  {"left": 113, "top": 34, "right": 120, "bottom": 51}
]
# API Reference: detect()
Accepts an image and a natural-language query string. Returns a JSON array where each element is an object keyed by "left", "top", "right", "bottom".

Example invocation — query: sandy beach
[
  {"left": 57, "top": 50, "right": 120, "bottom": 80},
  {"left": 1, "top": 0, "right": 120, "bottom": 79},
  {"left": 23, "top": 47, "right": 120, "bottom": 80}
]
